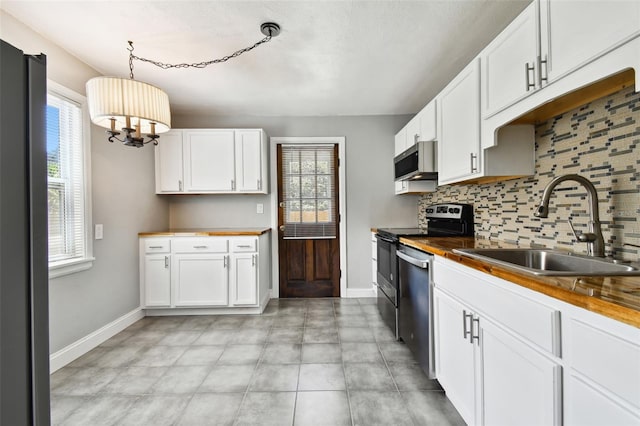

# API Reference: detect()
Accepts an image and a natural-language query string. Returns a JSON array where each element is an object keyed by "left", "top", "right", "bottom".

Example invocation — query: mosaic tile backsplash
[{"left": 419, "top": 86, "right": 640, "bottom": 260}]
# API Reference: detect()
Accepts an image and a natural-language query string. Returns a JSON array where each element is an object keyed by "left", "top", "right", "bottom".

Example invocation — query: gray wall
[
  {"left": 1, "top": 10, "right": 170, "bottom": 353},
  {"left": 171, "top": 114, "right": 421, "bottom": 290}
]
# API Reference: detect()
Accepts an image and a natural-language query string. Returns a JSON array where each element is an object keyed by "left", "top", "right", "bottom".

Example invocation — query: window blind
[
  {"left": 47, "top": 93, "right": 86, "bottom": 262},
  {"left": 281, "top": 145, "right": 337, "bottom": 239}
]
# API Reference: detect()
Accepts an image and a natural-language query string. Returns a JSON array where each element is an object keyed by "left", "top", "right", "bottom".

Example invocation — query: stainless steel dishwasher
[{"left": 397, "top": 243, "right": 435, "bottom": 379}]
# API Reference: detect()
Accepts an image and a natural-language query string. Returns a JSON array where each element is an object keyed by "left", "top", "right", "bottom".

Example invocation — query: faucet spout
[{"left": 534, "top": 174, "right": 605, "bottom": 257}]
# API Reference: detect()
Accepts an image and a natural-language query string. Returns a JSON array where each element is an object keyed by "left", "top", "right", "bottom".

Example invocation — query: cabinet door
[
  {"left": 565, "top": 374, "right": 640, "bottom": 426},
  {"left": 541, "top": 0, "right": 640, "bottom": 82},
  {"left": 481, "top": 2, "right": 538, "bottom": 117},
  {"left": 183, "top": 130, "right": 235, "bottom": 192},
  {"left": 144, "top": 254, "right": 171, "bottom": 307},
  {"left": 433, "top": 289, "right": 476, "bottom": 425},
  {"left": 231, "top": 254, "right": 258, "bottom": 306},
  {"left": 173, "top": 254, "right": 228, "bottom": 306},
  {"left": 405, "top": 116, "right": 419, "bottom": 149},
  {"left": 480, "top": 317, "right": 561, "bottom": 426},
  {"left": 394, "top": 127, "right": 407, "bottom": 156},
  {"left": 155, "top": 130, "right": 184, "bottom": 193},
  {"left": 235, "top": 130, "right": 263, "bottom": 192},
  {"left": 438, "top": 58, "right": 481, "bottom": 184},
  {"left": 418, "top": 99, "right": 437, "bottom": 142}
]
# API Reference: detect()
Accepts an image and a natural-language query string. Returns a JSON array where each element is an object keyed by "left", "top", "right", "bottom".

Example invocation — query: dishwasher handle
[{"left": 396, "top": 250, "right": 430, "bottom": 269}]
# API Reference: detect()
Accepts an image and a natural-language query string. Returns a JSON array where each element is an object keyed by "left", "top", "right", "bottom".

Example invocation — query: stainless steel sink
[{"left": 452, "top": 249, "right": 640, "bottom": 276}]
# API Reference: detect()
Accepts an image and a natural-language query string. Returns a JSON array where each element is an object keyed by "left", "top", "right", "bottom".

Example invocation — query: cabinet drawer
[
  {"left": 434, "top": 259, "right": 560, "bottom": 356},
  {"left": 172, "top": 238, "right": 228, "bottom": 253},
  {"left": 568, "top": 318, "right": 640, "bottom": 409},
  {"left": 231, "top": 238, "right": 257, "bottom": 252},
  {"left": 144, "top": 239, "right": 171, "bottom": 253}
]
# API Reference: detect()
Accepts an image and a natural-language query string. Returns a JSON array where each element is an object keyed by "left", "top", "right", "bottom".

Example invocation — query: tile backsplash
[{"left": 419, "top": 86, "right": 639, "bottom": 260}]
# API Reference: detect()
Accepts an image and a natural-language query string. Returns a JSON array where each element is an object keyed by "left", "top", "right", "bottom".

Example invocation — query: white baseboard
[
  {"left": 345, "top": 286, "right": 377, "bottom": 298},
  {"left": 49, "top": 307, "right": 144, "bottom": 373}
]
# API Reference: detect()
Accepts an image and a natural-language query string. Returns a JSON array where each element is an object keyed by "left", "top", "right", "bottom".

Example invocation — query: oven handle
[
  {"left": 376, "top": 235, "right": 396, "bottom": 244},
  {"left": 396, "top": 250, "right": 430, "bottom": 269}
]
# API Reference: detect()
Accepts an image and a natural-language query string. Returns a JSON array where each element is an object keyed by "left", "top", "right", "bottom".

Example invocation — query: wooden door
[{"left": 277, "top": 144, "right": 340, "bottom": 298}]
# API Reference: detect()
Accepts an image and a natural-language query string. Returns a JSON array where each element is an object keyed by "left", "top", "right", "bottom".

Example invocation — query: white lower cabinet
[
  {"left": 479, "top": 315, "right": 560, "bottom": 426},
  {"left": 433, "top": 256, "right": 640, "bottom": 426},
  {"left": 173, "top": 254, "right": 229, "bottom": 307},
  {"left": 143, "top": 254, "right": 171, "bottom": 307},
  {"left": 140, "top": 233, "right": 270, "bottom": 313},
  {"left": 433, "top": 257, "right": 562, "bottom": 425},
  {"left": 231, "top": 253, "right": 258, "bottom": 306},
  {"left": 433, "top": 289, "right": 476, "bottom": 424}
]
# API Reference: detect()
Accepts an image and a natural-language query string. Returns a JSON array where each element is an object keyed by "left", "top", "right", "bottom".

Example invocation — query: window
[
  {"left": 47, "top": 81, "right": 93, "bottom": 278},
  {"left": 281, "top": 145, "right": 337, "bottom": 239}
]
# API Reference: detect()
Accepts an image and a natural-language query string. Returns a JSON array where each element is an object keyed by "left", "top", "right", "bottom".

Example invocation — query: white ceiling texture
[{"left": 2, "top": 0, "right": 530, "bottom": 117}]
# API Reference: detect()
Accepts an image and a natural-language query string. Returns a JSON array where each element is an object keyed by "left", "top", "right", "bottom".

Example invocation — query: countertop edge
[
  {"left": 139, "top": 228, "right": 271, "bottom": 237},
  {"left": 399, "top": 237, "right": 640, "bottom": 329}
]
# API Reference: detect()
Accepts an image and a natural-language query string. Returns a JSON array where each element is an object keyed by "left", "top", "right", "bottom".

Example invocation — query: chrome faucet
[{"left": 534, "top": 174, "right": 605, "bottom": 257}]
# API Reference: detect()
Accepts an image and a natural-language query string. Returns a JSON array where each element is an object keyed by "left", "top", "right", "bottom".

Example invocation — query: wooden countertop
[
  {"left": 399, "top": 236, "right": 640, "bottom": 328},
  {"left": 139, "top": 228, "right": 271, "bottom": 237}
]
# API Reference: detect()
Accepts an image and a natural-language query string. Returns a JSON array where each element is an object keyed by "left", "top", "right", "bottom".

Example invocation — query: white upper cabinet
[
  {"left": 394, "top": 99, "right": 437, "bottom": 157},
  {"left": 481, "top": 0, "right": 640, "bottom": 147},
  {"left": 481, "top": 2, "right": 539, "bottom": 118},
  {"left": 394, "top": 126, "right": 408, "bottom": 156},
  {"left": 155, "top": 128, "right": 269, "bottom": 194},
  {"left": 184, "top": 130, "right": 235, "bottom": 192},
  {"left": 235, "top": 130, "right": 266, "bottom": 193},
  {"left": 438, "top": 58, "right": 481, "bottom": 184},
  {"left": 540, "top": 0, "right": 640, "bottom": 82},
  {"left": 154, "top": 130, "right": 184, "bottom": 193}
]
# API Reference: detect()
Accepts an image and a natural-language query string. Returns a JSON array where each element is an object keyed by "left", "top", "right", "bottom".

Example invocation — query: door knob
[{"left": 279, "top": 225, "right": 285, "bottom": 232}]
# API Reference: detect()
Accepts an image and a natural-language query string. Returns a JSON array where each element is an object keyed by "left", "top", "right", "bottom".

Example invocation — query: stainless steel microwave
[{"left": 394, "top": 141, "right": 437, "bottom": 181}]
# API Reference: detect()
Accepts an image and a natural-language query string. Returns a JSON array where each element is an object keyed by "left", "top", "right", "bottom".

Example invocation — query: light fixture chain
[{"left": 129, "top": 35, "right": 272, "bottom": 70}]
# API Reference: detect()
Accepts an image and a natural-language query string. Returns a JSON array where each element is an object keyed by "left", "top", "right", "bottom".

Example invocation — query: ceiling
[{"left": 1, "top": 0, "right": 531, "bottom": 117}]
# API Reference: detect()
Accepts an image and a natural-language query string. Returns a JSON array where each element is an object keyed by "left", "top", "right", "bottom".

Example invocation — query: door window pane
[{"left": 281, "top": 145, "right": 337, "bottom": 239}]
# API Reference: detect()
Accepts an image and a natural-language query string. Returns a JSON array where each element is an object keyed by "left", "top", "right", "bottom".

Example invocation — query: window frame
[{"left": 47, "top": 80, "right": 94, "bottom": 279}]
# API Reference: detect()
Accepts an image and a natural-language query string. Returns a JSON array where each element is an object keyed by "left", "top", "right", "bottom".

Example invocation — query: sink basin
[{"left": 452, "top": 249, "right": 640, "bottom": 276}]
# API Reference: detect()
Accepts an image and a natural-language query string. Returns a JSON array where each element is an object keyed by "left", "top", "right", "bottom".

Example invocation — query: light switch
[
  {"left": 95, "top": 224, "right": 103, "bottom": 240},
  {"left": 256, "top": 203, "right": 264, "bottom": 214}
]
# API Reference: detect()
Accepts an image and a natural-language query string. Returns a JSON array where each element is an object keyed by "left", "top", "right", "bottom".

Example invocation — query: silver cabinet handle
[
  {"left": 164, "top": 256, "right": 169, "bottom": 268},
  {"left": 470, "top": 153, "right": 478, "bottom": 173},
  {"left": 223, "top": 256, "right": 228, "bottom": 268},
  {"left": 149, "top": 245, "right": 164, "bottom": 249},
  {"left": 193, "top": 245, "right": 208, "bottom": 249},
  {"left": 414, "top": 133, "right": 419, "bottom": 143},
  {"left": 471, "top": 316, "right": 480, "bottom": 345},
  {"left": 237, "top": 245, "right": 252, "bottom": 249},
  {"left": 178, "top": 180, "right": 183, "bottom": 191},
  {"left": 463, "top": 310, "right": 472, "bottom": 340},
  {"left": 538, "top": 55, "right": 548, "bottom": 85},
  {"left": 252, "top": 254, "right": 256, "bottom": 266},
  {"left": 257, "top": 179, "right": 261, "bottom": 190},
  {"left": 525, "top": 62, "right": 535, "bottom": 91},
  {"left": 231, "top": 179, "right": 235, "bottom": 190}
]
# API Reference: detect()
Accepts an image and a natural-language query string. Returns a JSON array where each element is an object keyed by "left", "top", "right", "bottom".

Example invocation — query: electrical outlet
[
  {"left": 95, "top": 224, "right": 103, "bottom": 240},
  {"left": 257, "top": 203, "right": 264, "bottom": 214}
]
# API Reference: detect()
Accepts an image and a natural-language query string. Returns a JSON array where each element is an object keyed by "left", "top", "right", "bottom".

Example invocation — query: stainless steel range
[{"left": 375, "top": 203, "right": 474, "bottom": 349}]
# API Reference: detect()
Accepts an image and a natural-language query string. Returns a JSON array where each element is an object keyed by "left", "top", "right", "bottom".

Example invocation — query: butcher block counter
[
  {"left": 138, "top": 228, "right": 271, "bottom": 237},
  {"left": 400, "top": 236, "right": 640, "bottom": 328}
]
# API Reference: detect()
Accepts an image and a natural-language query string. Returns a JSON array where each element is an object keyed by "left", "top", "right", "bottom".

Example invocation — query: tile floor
[{"left": 50, "top": 298, "right": 466, "bottom": 426}]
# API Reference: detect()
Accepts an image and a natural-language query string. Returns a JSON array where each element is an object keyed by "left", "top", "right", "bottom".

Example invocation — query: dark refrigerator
[{"left": 1, "top": 39, "right": 51, "bottom": 425}]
